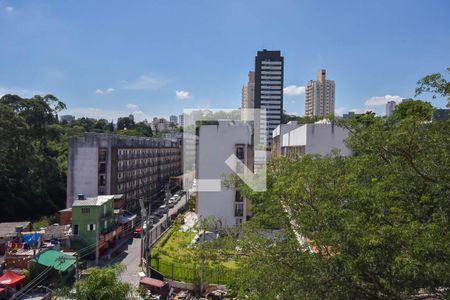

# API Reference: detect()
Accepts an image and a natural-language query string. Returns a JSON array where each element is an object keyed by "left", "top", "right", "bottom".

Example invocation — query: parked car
[{"left": 133, "top": 227, "right": 142, "bottom": 238}]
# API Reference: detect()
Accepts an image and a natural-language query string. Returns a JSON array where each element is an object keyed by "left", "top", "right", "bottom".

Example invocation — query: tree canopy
[
  {"left": 0, "top": 94, "right": 155, "bottom": 221},
  {"left": 226, "top": 72, "right": 450, "bottom": 299},
  {"left": 72, "top": 264, "right": 133, "bottom": 300}
]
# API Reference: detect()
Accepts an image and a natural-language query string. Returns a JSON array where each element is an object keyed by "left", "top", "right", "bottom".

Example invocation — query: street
[
  {"left": 111, "top": 194, "right": 188, "bottom": 286},
  {"left": 118, "top": 237, "right": 143, "bottom": 285}
]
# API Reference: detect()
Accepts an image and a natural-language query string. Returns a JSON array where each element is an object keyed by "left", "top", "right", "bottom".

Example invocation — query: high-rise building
[
  {"left": 241, "top": 71, "right": 255, "bottom": 110},
  {"left": 169, "top": 115, "right": 178, "bottom": 125},
  {"left": 305, "top": 69, "right": 335, "bottom": 117},
  {"left": 254, "top": 49, "right": 284, "bottom": 145},
  {"left": 179, "top": 114, "right": 185, "bottom": 127},
  {"left": 66, "top": 133, "right": 182, "bottom": 211},
  {"left": 386, "top": 101, "right": 397, "bottom": 117}
]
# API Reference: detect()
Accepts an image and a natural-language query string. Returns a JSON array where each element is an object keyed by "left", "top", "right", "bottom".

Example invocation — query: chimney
[{"left": 77, "top": 194, "right": 85, "bottom": 200}]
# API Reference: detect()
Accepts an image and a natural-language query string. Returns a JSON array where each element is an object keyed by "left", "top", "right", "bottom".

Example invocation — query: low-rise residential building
[
  {"left": 0, "top": 222, "right": 30, "bottom": 255},
  {"left": 43, "top": 224, "right": 72, "bottom": 251},
  {"left": 197, "top": 121, "right": 254, "bottom": 227},
  {"left": 272, "top": 121, "right": 301, "bottom": 156},
  {"left": 71, "top": 195, "right": 117, "bottom": 250},
  {"left": 272, "top": 122, "right": 351, "bottom": 157},
  {"left": 66, "top": 133, "right": 182, "bottom": 211}
]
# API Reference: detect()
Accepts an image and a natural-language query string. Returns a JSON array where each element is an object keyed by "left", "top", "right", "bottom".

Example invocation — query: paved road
[
  {"left": 117, "top": 237, "right": 143, "bottom": 285},
  {"left": 114, "top": 194, "right": 188, "bottom": 286}
]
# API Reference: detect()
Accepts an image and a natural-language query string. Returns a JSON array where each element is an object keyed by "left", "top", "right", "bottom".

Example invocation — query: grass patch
[{"left": 150, "top": 223, "right": 237, "bottom": 284}]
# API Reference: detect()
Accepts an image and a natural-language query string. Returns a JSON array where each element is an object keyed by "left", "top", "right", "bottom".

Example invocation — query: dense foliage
[
  {"left": 228, "top": 104, "right": 450, "bottom": 299},
  {"left": 0, "top": 94, "right": 156, "bottom": 222},
  {"left": 72, "top": 264, "right": 133, "bottom": 300},
  {"left": 0, "top": 95, "right": 68, "bottom": 221}
]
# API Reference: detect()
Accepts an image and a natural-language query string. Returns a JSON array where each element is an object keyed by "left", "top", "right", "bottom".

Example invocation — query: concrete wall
[
  {"left": 281, "top": 123, "right": 351, "bottom": 156},
  {"left": 197, "top": 122, "right": 252, "bottom": 227},
  {"left": 305, "top": 124, "right": 350, "bottom": 156},
  {"left": 67, "top": 144, "right": 99, "bottom": 207}
]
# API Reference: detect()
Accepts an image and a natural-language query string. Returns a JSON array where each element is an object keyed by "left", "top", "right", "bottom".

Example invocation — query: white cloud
[
  {"left": 130, "top": 110, "right": 148, "bottom": 122},
  {"left": 335, "top": 106, "right": 347, "bottom": 116},
  {"left": 364, "top": 94, "right": 402, "bottom": 106},
  {"left": 95, "top": 87, "right": 115, "bottom": 95},
  {"left": 5, "top": 6, "right": 13, "bottom": 12},
  {"left": 283, "top": 85, "right": 305, "bottom": 96},
  {"left": 126, "top": 103, "right": 139, "bottom": 110},
  {"left": 176, "top": 90, "right": 191, "bottom": 100},
  {"left": 123, "top": 75, "right": 167, "bottom": 90}
]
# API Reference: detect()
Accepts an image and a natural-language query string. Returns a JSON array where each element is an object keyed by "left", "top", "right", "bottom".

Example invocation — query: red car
[{"left": 133, "top": 227, "right": 142, "bottom": 238}]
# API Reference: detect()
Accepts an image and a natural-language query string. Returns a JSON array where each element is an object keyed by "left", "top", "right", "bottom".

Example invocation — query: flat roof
[
  {"left": 0, "top": 222, "right": 30, "bottom": 237},
  {"left": 72, "top": 195, "right": 114, "bottom": 207}
]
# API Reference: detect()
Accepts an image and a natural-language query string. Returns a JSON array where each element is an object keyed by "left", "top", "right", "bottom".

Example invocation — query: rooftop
[
  {"left": 72, "top": 195, "right": 114, "bottom": 207},
  {"left": 44, "top": 224, "right": 71, "bottom": 240},
  {"left": 0, "top": 222, "right": 31, "bottom": 238},
  {"left": 33, "top": 249, "right": 76, "bottom": 272}
]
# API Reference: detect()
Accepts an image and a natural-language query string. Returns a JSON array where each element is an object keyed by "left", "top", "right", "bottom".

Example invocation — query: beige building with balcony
[{"left": 305, "top": 69, "right": 335, "bottom": 117}]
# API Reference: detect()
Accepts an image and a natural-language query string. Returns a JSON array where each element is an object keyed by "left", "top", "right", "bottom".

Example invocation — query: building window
[
  {"left": 99, "top": 149, "right": 107, "bottom": 162},
  {"left": 99, "top": 163, "right": 106, "bottom": 174},
  {"left": 73, "top": 224, "right": 79, "bottom": 235},
  {"left": 81, "top": 208, "right": 90, "bottom": 214},
  {"left": 87, "top": 224, "right": 96, "bottom": 231},
  {"left": 236, "top": 146, "right": 245, "bottom": 160},
  {"left": 235, "top": 202, "right": 244, "bottom": 217},
  {"left": 235, "top": 191, "right": 243, "bottom": 202},
  {"left": 235, "top": 218, "right": 243, "bottom": 225},
  {"left": 99, "top": 175, "right": 106, "bottom": 186}
]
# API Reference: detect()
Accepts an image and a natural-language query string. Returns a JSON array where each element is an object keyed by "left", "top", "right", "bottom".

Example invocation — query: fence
[{"left": 150, "top": 258, "right": 234, "bottom": 285}]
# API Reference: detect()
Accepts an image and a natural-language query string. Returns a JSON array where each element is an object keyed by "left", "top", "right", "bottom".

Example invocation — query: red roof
[
  {"left": 139, "top": 277, "right": 165, "bottom": 288},
  {"left": 0, "top": 271, "right": 26, "bottom": 287}
]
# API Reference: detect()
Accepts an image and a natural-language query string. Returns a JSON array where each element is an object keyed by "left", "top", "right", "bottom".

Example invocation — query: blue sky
[{"left": 0, "top": 0, "right": 449, "bottom": 121}]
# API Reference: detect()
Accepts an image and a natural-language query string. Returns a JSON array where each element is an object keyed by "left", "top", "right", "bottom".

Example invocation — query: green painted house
[{"left": 71, "top": 195, "right": 115, "bottom": 247}]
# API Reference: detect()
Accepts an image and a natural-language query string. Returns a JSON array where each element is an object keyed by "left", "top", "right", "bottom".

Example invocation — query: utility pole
[
  {"left": 95, "top": 221, "right": 99, "bottom": 265},
  {"left": 145, "top": 201, "right": 152, "bottom": 277},
  {"left": 165, "top": 183, "right": 171, "bottom": 228},
  {"left": 138, "top": 198, "right": 147, "bottom": 268}
]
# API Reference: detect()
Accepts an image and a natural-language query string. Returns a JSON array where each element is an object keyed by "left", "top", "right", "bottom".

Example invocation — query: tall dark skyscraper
[{"left": 254, "top": 49, "right": 284, "bottom": 146}]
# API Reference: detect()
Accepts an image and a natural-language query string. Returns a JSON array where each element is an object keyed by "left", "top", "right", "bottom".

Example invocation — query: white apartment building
[
  {"left": 197, "top": 121, "right": 253, "bottom": 227},
  {"left": 272, "top": 122, "right": 351, "bottom": 157},
  {"left": 386, "top": 101, "right": 397, "bottom": 117}
]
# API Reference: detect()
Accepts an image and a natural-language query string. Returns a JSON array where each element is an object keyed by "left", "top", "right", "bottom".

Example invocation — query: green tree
[
  {"left": 0, "top": 94, "right": 67, "bottom": 221},
  {"left": 415, "top": 67, "right": 450, "bottom": 107},
  {"left": 135, "top": 121, "right": 153, "bottom": 137},
  {"left": 229, "top": 113, "right": 450, "bottom": 299},
  {"left": 72, "top": 264, "right": 133, "bottom": 300},
  {"left": 117, "top": 116, "right": 135, "bottom": 130},
  {"left": 392, "top": 99, "right": 434, "bottom": 121}
]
